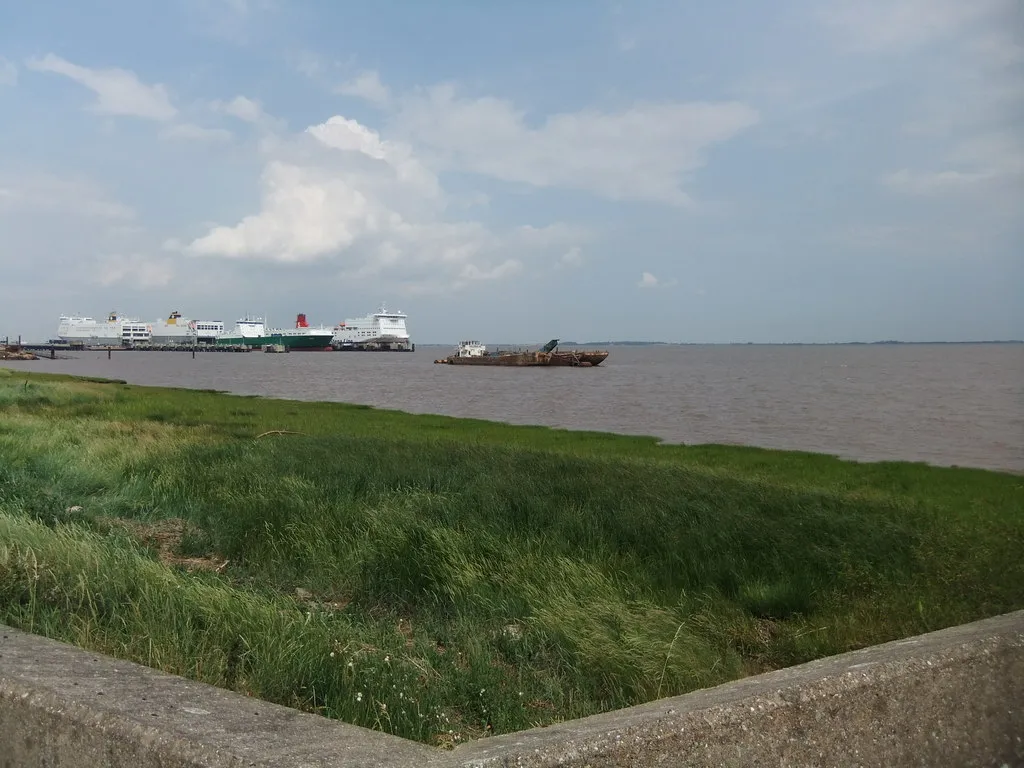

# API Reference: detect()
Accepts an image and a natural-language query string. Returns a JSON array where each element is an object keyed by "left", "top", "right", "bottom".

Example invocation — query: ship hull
[
  {"left": 549, "top": 350, "right": 609, "bottom": 367},
  {"left": 333, "top": 339, "right": 412, "bottom": 351},
  {"left": 148, "top": 333, "right": 222, "bottom": 346},
  {"left": 216, "top": 333, "right": 334, "bottom": 350},
  {"left": 437, "top": 351, "right": 553, "bottom": 366},
  {"left": 57, "top": 334, "right": 122, "bottom": 347}
]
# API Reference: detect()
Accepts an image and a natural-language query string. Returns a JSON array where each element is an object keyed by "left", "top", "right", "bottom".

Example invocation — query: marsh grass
[{"left": 0, "top": 371, "right": 1021, "bottom": 746}]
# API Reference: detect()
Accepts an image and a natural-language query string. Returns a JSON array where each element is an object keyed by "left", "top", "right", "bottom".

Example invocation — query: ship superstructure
[
  {"left": 215, "top": 316, "right": 268, "bottom": 345},
  {"left": 150, "top": 311, "right": 225, "bottom": 345},
  {"left": 332, "top": 304, "right": 412, "bottom": 350}
]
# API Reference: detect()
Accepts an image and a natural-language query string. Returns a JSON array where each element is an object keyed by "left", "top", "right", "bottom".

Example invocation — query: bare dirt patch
[
  {"left": 293, "top": 586, "right": 350, "bottom": 613},
  {"left": 98, "top": 516, "right": 228, "bottom": 573}
]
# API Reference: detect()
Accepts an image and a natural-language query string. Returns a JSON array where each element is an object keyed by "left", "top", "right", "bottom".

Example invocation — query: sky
[{"left": 0, "top": 0, "right": 1021, "bottom": 344}]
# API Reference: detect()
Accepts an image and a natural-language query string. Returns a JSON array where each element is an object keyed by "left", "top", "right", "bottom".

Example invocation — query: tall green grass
[{"left": 0, "top": 372, "right": 1021, "bottom": 746}]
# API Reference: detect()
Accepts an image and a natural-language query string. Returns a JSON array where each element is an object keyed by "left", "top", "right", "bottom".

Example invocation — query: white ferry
[
  {"left": 55, "top": 311, "right": 149, "bottom": 346},
  {"left": 55, "top": 310, "right": 225, "bottom": 346},
  {"left": 215, "top": 314, "right": 334, "bottom": 351},
  {"left": 331, "top": 304, "right": 412, "bottom": 350}
]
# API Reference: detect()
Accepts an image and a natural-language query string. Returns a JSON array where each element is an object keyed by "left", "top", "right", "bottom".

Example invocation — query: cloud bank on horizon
[{"left": 0, "top": 0, "right": 1020, "bottom": 343}]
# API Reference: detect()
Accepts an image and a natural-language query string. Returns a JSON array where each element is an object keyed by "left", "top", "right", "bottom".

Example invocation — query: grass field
[{"left": 0, "top": 368, "right": 1021, "bottom": 747}]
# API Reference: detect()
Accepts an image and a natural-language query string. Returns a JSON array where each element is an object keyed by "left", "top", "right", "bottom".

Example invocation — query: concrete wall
[{"left": 1, "top": 611, "right": 1022, "bottom": 768}]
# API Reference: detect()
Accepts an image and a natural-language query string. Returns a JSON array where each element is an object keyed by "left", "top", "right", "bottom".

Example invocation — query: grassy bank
[{"left": 0, "top": 369, "right": 1021, "bottom": 746}]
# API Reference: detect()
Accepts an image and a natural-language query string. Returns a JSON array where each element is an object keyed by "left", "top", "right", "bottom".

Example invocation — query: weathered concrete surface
[
  {"left": 0, "top": 625, "right": 443, "bottom": 768},
  {"left": 1, "top": 611, "right": 1022, "bottom": 768},
  {"left": 452, "top": 610, "right": 1024, "bottom": 767}
]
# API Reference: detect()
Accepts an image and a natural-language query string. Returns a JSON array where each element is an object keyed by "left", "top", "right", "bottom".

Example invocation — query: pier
[
  {"left": 7, "top": 342, "right": 255, "bottom": 360},
  {"left": 17, "top": 343, "right": 252, "bottom": 353},
  {"left": 10, "top": 341, "right": 416, "bottom": 355}
]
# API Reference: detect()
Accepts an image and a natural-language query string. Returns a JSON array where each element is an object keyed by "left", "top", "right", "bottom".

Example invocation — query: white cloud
[
  {"left": 160, "top": 123, "right": 233, "bottom": 142},
  {"left": 822, "top": 0, "right": 1024, "bottom": 205},
  {"left": 966, "top": 31, "right": 1024, "bottom": 68},
  {"left": 374, "top": 223, "right": 581, "bottom": 295},
  {"left": 94, "top": 253, "right": 174, "bottom": 289},
  {"left": 884, "top": 131, "right": 1024, "bottom": 197},
  {"left": 306, "top": 115, "right": 390, "bottom": 160},
  {"left": 559, "top": 246, "right": 584, "bottom": 268},
  {"left": 0, "top": 175, "right": 164, "bottom": 304},
  {"left": 950, "top": 132, "right": 1024, "bottom": 177},
  {"left": 0, "top": 57, "right": 16, "bottom": 86},
  {"left": 305, "top": 115, "right": 440, "bottom": 199},
  {"left": 185, "top": 160, "right": 373, "bottom": 262},
  {"left": 637, "top": 271, "right": 677, "bottom": 289},
  {"left": 336, "top": 70, "right": 390, "bottom": 107},
  {"left": 456, "top": 259, "right": 521, "bottom": 282},
  {"left": 388, "top": 84, "right": 759, "bottom": 205},
  {"left": 177, "top": 114, "right": 584, "bottom": 293},
  {"left": 24, "top": 53, "right": 176, "bottom": 120},
  {"left": 183, "top": 0, "right": 277, "bottom": 44},
  {"left": 219, "top": 0, "right": 254, "bottom": 14},
  {"left": 0, "top": 175, "right": 135, "bottom": 220},
  {"left": 883, "top": 169, "right": 996, "bottom": 195},
  {"left": 212, "top": 95, "right": 267, "bottom": 122},
  {"left": 290, "top": 50, "right": 329, "bottom": 79},
  {"left": 818, "top": 0, "right": 1008, "bottom": 52}
]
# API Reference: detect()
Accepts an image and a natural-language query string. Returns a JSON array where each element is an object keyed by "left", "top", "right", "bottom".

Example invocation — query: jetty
[{"left": 16, "top": 342, "right": 253, "bottom": 355}]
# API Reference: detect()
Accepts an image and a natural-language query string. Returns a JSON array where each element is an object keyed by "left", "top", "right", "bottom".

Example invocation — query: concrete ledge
[{"left": 2, "top": 612, "right": 1022, "bottom": 768}]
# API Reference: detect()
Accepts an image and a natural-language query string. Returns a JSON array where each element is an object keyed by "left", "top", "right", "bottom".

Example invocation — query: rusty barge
[
  {"left": 549, "top": 349, "right": 609, "bottom": 367},
  {"left": 0, "top": 342, "right": 38, "bottom": 361},
  {"left": 434, "top": 339, "right": 608, "bottom": 367}
]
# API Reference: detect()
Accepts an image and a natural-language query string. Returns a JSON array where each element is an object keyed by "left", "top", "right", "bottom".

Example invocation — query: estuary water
[{"left": 3, "top": 343, "right": 1022, "bottom": 473}]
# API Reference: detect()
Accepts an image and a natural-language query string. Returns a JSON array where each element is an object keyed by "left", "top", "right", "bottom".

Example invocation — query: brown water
[{"left": 4, "top": 344, "right": 1022, "bottom": 472}]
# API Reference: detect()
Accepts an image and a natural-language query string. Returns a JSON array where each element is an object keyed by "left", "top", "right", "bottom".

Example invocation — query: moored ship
[
  {"left": 215, "top": 314, "right": 334, "bottom": 351},
  {"left": 332, "top": 304, "right": 412, "bottom": 350},
  {"left": 55, "top": 310, "right": 225, "bottom": 347},
  {"left": 55, "top": 311, "right": 149, "bottom": 347}
]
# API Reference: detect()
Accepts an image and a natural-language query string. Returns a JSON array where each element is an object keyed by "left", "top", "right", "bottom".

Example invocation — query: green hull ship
[{"left": 215, "top": 314, "right": 334, "bottom": 351}]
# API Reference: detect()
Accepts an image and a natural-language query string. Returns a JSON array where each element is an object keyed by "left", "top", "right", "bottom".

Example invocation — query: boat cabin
[{"left": 457, "top": 340, "right": 487, "bottom": 357}]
